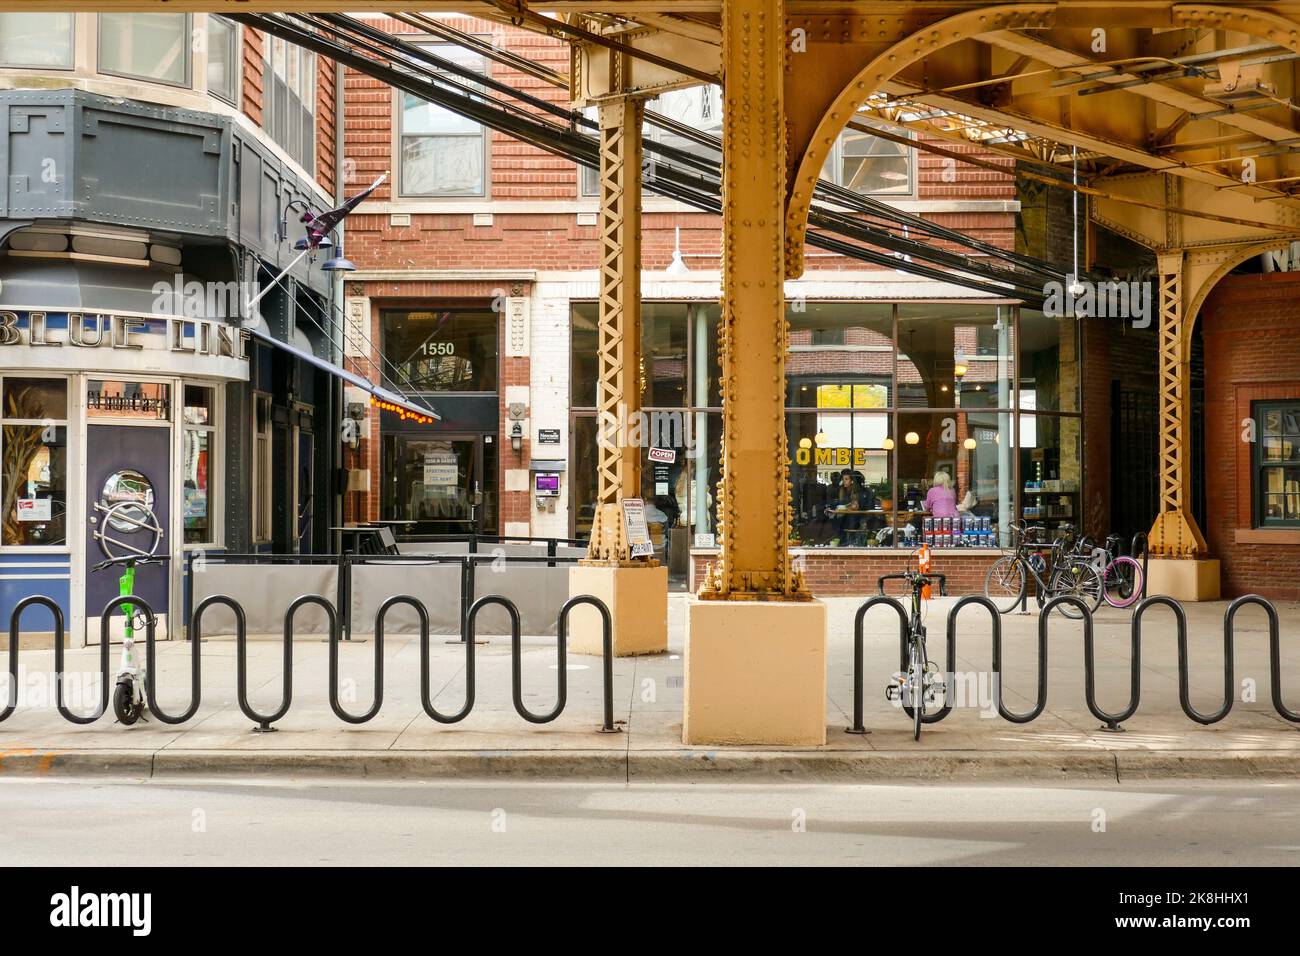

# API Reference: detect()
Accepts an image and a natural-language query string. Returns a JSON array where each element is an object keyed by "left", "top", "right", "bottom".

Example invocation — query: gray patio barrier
[{"left": 190, "top": 558, "right": 339, "bottom": 637}]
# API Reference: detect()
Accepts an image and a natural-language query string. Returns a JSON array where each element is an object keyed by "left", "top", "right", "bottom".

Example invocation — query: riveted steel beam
[{"left": 698, "top": 0, "right": 808, "bottom": 601}]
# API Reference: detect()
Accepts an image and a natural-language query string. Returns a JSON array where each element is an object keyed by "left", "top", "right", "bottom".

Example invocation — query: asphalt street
[{"left": 1, "top": 776, "right": 1297, "bottom": 866}]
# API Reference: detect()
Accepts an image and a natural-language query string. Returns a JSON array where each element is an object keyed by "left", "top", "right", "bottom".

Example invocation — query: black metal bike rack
[
  {"left": 937, "top": 594, "right": 999, "bottom": 724},
  {"left": 1130, "top": 531, "right": 1150, "bottom": 601},
  {"left": 2, "top": 597, "right": 85, "bottom": 723},
  {"left": 146, "top": 594, "right": 213, "bottom": 724},
  {"left": 846, "top": 590, "right": 1297, "bottom": 733},
  {"left": 848, "top": 595, "right": 908, "bottom": 734}
]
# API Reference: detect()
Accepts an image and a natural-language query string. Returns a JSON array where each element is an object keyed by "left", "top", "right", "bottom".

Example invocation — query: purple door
[{"left": 85, "top": 425, "right": 171, "bottom": 642}]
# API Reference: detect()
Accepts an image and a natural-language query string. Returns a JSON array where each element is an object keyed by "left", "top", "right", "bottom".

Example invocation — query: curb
[{"left": 0, "top": 748, "right": 1297, "bottom": 781}]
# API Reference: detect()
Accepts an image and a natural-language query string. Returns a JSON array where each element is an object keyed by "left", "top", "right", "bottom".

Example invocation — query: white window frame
[{"left": 396, "top": 40, "right": 489, "bottom": 199}]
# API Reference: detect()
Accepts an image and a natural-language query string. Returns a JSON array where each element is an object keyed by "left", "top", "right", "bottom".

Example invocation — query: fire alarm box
[{"left": 534, "top": 473, "right": 560, "bottom": 497}]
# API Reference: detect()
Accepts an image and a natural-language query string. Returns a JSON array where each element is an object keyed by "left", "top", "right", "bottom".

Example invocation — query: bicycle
[
  {"left": 878, "top": 546, "right": 948, "bottom": 741},
  {"left": 983, "top": 521, "right": 1102, "bottom": 618},
  {"left": 1092, "top": 533, "right": 1145, "bottom": 608}
]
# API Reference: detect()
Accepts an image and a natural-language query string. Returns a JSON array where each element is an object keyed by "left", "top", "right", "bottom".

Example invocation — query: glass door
[{"left": 382, "top": 435, "right": 485, "bottom": 535}]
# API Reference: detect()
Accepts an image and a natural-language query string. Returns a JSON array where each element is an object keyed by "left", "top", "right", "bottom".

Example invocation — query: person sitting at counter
[{"left": 924, "top": 470, "right": 960, "bottom": 519}]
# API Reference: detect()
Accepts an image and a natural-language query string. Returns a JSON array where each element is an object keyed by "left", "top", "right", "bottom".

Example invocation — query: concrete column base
[
  {"left": 1146, "top": 558, "right": 1221, "bottom": 601},
  {"left": 567, "top": 564, "right": 668, "bottom": 656},
  {"left": 683, "top": 598, "right": 827, "bottom": 746}
]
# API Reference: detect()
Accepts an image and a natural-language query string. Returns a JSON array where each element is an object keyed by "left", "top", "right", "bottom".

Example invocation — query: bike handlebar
[
  {"left": 90, "top": 554, "right": 171, "bottom": 573},
  {"left": 876, "top": 571, "right": 947, "bottom": 597}
]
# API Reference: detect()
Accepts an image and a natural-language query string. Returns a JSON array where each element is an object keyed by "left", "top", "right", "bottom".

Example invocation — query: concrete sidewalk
[{"left": 0, "top": 594, "right": 1297, "bottom": 781}]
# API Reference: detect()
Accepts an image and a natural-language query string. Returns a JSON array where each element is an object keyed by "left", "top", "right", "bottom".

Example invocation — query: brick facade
[
  {"left": 1200, "top": 272, "right": 1300, "bottom": 601},
  {"left": 690, "top": 549, "right": 1004, "bottom": 597}
]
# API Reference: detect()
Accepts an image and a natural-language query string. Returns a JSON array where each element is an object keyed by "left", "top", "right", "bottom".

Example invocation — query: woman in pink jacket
[{"left": 924, "top": 470, "right": 960, "bottom": 519}]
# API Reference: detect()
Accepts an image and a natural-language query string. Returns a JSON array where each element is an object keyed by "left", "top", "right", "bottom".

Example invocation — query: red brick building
[{"left": 1201, "top": 272, "right": 1300, "bottom": 600}]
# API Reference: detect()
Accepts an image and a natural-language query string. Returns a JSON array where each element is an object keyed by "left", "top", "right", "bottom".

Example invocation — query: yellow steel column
[
  {"left": 586, "top": 95, "right": 647, "bottom": 563},
  {"left": 699, "top": 0, "right": 807, "bottom": 601},
  {"left": 570, "top": 90, "right": 667, "bottom": 658},
  {"left": 683, "top": 0, "right": 824, "bottom": 746},
  {"left": 1149, "top": 251, "right": 1208, "bottom": 558}
]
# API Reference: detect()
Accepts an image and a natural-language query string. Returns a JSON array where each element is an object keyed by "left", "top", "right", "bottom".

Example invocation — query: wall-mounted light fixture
[{"left": 510, "top": 421, "right": 523, "bottom": 452}]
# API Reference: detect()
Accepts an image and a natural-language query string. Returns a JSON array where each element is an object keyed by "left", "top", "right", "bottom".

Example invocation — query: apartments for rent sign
[{"left": 0, "top": 310, "right": 251, "bottom": 380}]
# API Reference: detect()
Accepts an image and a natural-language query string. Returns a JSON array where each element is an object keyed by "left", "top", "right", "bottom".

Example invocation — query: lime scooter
[{"left": 90, "top": 499, "right": 167, "bottom": 726}]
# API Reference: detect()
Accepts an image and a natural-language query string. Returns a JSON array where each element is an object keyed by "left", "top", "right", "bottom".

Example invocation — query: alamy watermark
[
  {"left": 1043, "top": 277, "right": 1153, "bottom": 328},
  {"left": 598, "top": 401, "right": 704, "bottom": 459}
]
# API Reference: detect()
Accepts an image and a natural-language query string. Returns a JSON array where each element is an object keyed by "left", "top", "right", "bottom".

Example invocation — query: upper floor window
[
  {"left": 1255, "top": 400, "right": 1300, "bottom": 527},
  {"left": 399, "top": 43, "right": 487, "bottom": 197},
  {"left": 0, "top": 12, "right": 74, "bottom": 69},
  {"left": 823, "top": 120, "right": 914, "bottom": 196},
  {"left": 265, "top": 34, "right": 316, "bottom": 174},
  {"left": 99, "top": 13, "right": 190, "bottom": 87},
  {"left": 581, "top": 84, "right": 722, "bottom": 198},
  {"left": 207, "top": 15, "right": 239, "bottom": 105}
]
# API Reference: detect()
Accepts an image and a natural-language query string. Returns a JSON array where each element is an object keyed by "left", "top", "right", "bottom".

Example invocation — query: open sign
[{"left": 647, "top": 447, "right": 676, "bottom": 464}]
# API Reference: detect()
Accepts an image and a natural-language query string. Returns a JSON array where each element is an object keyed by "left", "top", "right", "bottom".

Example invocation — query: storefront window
[
  {"left": 1018, "top": 309, "right": 1080, "bottom": 413},
  {"left": 571, "top": 302, "right": 698, "bottom": 409},
  {"left": 897, "top": 303, "right": 1014, "bottom": 409},
  {"left": 382, "top": 309, "right": 498, "bottom": 393},
  {"left": 789, "top": 411, "right": 890, "bottom": 547},
  {"left": 570, "top": 300, "right": 1073, "bottom": 549},
  {"left": 87, "top": 380, "right": 171, "bottom": 420},
  {"left": 1, "top": 377, "right": 68, "bottom": 547},
  {"left": 787, "top": 302, "right": 893, "bottom": 408},
  {"left": 1018, "top": 413, "right": 1082, "bottom": 533},
  {"left": 183, "top": 385, "right": 215, "bottom": 544}
]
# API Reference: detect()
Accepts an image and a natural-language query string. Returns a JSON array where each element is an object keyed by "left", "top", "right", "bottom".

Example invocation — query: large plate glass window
[
  {"left": 0, "top": 12, "right": 74, "bottom": 68},
  {"left": 381, "top": 308, "right": 498, "bottom": 393},
  {"left": 99, "top": 13, "right": 190, "bottom": 87},
  {"left": 399, "top": 43, "right": 487, "bottom": 197},
  {"left": 1, "top": 377, "right": 68, "bottom": 546}
]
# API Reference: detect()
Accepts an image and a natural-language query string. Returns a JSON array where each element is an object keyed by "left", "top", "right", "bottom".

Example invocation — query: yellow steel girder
[{"left": 698, "top": 0, "right": 808, "bottom": 600}]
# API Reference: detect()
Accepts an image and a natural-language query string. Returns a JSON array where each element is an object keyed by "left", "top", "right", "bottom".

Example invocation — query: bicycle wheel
[
  {"left": 909, "top": 642, "right": 924, "bottom": 741},
  {"left": 1103, "top": 555, "right": 1143, "bottom": 608},
  {"left": 1049, "top": 562, "right": 1104, "bottom": 618},
  {"left": 983, "top": 555, "right": 1027, "bottom": 613}
]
